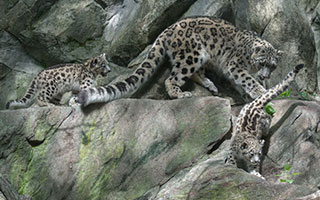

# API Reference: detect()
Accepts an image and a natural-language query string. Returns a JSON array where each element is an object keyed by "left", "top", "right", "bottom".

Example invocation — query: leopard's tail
[
  {"left": 6, "top": 77, "right": 38, "bottom": 109},
  {"left": 254, "top": 64, "right": 304, "bottom": 108},
  {"left": 77, "top": 36, "right": 167, "bottom": 107}
]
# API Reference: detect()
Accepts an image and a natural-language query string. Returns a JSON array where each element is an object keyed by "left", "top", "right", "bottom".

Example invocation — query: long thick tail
[
  {"left": 78, "top": 36, "right": 167, "bottom": 107},
  {"left": 6, "top": 77, "right": 38, "bottom": 109},
  {"left": 255, "top": 64, "right": 304, "bottom": 108}
]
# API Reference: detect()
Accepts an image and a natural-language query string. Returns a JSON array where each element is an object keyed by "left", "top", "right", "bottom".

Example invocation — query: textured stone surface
[
  {"left": 0, "top": 31, "right": 43, "bottom": 109},
  {"left": 1, "top": 0, "right": 320, "bottom": 199},
  {"left": 0, "top": 97, "right": 231, "bottom": 200},
  {"left": 1, "top": 97, "right": 320, "bottom": 200},
  {"left": 138, "top": 100, "right": 320, "bottom": 200}
]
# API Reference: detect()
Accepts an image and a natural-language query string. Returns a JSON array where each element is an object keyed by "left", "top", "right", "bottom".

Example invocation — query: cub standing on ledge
[
  {"left": 6, "top": 53, "right": 111, "bottom": 109},
  {"left": 225, "top": 64, "right": 304, "bottom": 179},
  {"left": 77, "top": 16, "right": 283, "bottom": 106}
]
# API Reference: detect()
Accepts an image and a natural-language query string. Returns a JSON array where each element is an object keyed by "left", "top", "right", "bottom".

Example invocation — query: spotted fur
[
  {"left": 225, "top": 64, "right": 304, "bottom": 179},
  {"left": 6, "top": 53, "right": 111, "bottom": 109},
  {"left": 78, "top": 16, "right": 283, "bottom": 106}
]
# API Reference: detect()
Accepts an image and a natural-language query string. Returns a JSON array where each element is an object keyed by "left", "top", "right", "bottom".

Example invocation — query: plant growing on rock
[{"left": 275, "top": 164, "right": 300, "bottom": 184}]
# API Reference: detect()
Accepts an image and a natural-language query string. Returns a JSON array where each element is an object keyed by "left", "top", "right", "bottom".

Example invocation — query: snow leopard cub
[
  {"left": 225, "top": 64, "right": 304, "bottom": 179},
  {"left": 6, "top": 53, "right": 110, "bottom": 109}
]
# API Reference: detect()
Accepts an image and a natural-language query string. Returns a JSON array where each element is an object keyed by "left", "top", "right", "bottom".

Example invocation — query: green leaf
[
  {"left": 265, "top": 102, "right": 276, "bottom": 116},
  {"left": 280, "top": 179, "right": 287, "bottom": 182},
  {"left": 275, "top": 174, "right": 282, "bottom": 177},
  {"left": 280, "top": 89, "right": 291, "bottom": 98},
  {"left": 299, "top": 91, "right": 310, "bottom": 100},
  {"left": 287, "top": 179, "right": 294, "bottom": 184},
  {"left": 280, "top": 91, "right": 287, "bottom": 97},
  {"left": 284, "top": 164, "right": 291, "bottom": 171},
  {"left": 292, "top": 173, "right": 301, "bottom": 176}
]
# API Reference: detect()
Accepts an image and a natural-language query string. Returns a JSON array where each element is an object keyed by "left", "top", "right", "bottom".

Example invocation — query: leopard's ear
[
  {"left": 90, "top": 58, "right": 98, "bottom": 68},
  {"left": 240, "top": 142, "right": 248, "bottom": 150}
]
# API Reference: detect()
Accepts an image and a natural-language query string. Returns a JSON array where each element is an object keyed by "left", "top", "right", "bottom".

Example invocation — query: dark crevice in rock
[
  {"left": 262, "top": 102, "right": 307, "bottom": 164},
  {"left": 269, "top": 102, "right": 306, "bottom": 134},
  {"left": 207, "top": 119, "right": 232, "bottom": 154},
  {"left": 94, "top": 0, "right": 108, "bottom": 9},
  {"left": 26, "top": 137, "right": 45, "bottom": 147},
  {"left": 291, "top": 112, "right": 302, "bottom": 125},
  {"left": 260, "top": 18, "right": 272, "bottom": 36}
]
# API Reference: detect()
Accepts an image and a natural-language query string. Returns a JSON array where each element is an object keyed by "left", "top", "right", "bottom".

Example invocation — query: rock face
[
  {"left": 1, "top": 0, "right": 320, "bottom": 200},
  {"left": 1, "top": 98, "right": 320, "bottom": 200},
  {"left": 0, "top": 97, "right": 231, "bottom": 200},
  {"left": 0, "top": 31, "right": 43, "bottom": 108}
]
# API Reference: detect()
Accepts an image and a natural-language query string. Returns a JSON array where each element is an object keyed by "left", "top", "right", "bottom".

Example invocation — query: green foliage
[
  {"left": 275, "top": 164, "right": 300, "bottom": 184},
  {"left": 299, "top": 91, "right": 315, "bottom": 101},
  {"left": 279, "top": 89, "right": 291, "bottom": 98},
  {"left": 284, "top": 163, "right": 291, "bottom": 171},
  {"left": 265, "top": 102, "right": 276, "bottom": 117}
]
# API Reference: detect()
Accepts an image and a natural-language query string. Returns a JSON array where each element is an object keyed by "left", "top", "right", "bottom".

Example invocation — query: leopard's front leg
[{"left": 226, "top": 62, "right": 266, "bottom": 100}]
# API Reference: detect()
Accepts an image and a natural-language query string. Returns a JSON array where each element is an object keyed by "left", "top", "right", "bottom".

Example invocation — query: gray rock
[
  {"left": 183, "top": 0, "right": 234, "bottom": 22},
  {"left": 138, "top": 99, "right": 320, "bottom": 200},
  {"left": 0, "top": 0, "right": 320, "bottom": 199},
  {"left": 0, "top": 97, "right": 231, "bottom": 200},
  {"left": 1, "top": 97, "right": 319, "bottom": 200},
  {"left": 1, "top": 0, "right": 196, "bottom": 66},
  {"left": 147, "top": 142, "right": 316, "bottom": 200},
  {"left": 263, "top": 100, "right": 320, "bottom": 188},
  {"left": 311, "top": 1, "right": 320, "bottom": 93},
  {"left": 0, "top": 30, "right": 43, "bottom": 108}
]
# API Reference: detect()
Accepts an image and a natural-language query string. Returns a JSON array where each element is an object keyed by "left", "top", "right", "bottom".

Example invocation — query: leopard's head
[
  {"left": 238, "top": 136, "right": 264, "bottom": 166},
  {"left": 250, "top": 40, "right": 283, "bottom": 80},
  {"left": 87, "top": 53, "right": 111, "bottom": 77}
]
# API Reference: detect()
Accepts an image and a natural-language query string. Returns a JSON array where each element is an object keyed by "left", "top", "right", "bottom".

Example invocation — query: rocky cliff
[{"left": 1, "top": 0, "right": 320, "bottom": 200}]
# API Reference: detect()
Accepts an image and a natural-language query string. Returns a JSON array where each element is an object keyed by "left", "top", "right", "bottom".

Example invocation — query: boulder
[
  {"left": 1, "top": 98, "right": 319, "bottom": 200},
  {"left": 0, "top": 97, "right": 231, "bottom": 200},
  {"left": 0, "top": 31, "right": 43, "bottom": 109},
  {"left": 0, "top": 0, "right": 197, "bottom": 66},
  {"left": 139, "top": 99, "right": 320, "bottom": 200}
]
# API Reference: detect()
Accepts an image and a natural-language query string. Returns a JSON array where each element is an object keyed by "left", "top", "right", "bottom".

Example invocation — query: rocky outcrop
[
  {"left": 1, "top": 98, "right": 320, "bottom": 200},
  {"left": 0, "top": 31, "right": 43, "bottom": 109},
  {"left": 0, "top": 97, "right": 231, "bottom": 200},
  {"left": 1, "top": 0, "right": 320, "bottom": 199}
]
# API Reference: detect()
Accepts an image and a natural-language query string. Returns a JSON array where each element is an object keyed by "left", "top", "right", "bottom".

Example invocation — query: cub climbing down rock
[
  {"left": 6, "top": 53, "right": 110, "bottom": 109},
  {"left": 78, "top": 16, "right": 282, "bottom": 107},
  {"left": 225, "top": 64, "right": 304, "bottom": 179}
]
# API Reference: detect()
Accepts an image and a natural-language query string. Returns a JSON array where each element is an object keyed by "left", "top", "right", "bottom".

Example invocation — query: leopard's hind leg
[{"left": 191, "top": 67, "right": 218, "bottom": 93}]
